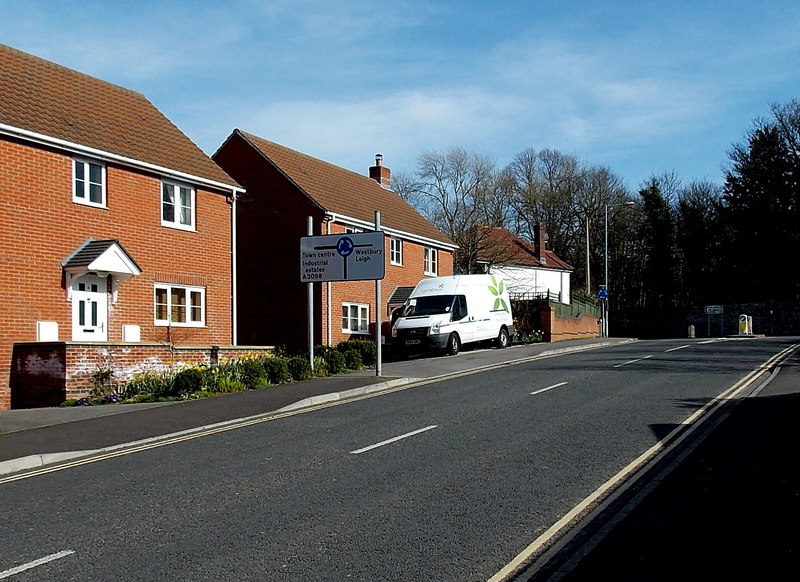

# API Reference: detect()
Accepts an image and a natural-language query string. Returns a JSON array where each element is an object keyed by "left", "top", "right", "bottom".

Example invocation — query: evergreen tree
[
  {"left": 722, "top": 122, "right": 799, "bottom": 301},
  {"left": 638, "top": 179, "right": 678, "bottom": 309},
  {"left": 675, "top": 181, "right": 724, "bottom": 306}
]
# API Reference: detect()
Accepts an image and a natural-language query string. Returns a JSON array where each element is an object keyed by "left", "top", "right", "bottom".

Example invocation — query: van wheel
[
  {"left": 446, "top": 333, "right": 461, "bottom": 356},
  {"left": 496, "top": 327, "right": 510, "bottom": 349}
]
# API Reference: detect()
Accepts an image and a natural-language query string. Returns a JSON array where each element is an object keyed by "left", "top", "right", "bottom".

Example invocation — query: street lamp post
[{"left": 603, "top": 201, "right": 634, "bottom": 338}]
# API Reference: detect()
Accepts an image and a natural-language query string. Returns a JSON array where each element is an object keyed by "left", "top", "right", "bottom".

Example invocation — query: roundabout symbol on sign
[{"left": 336, "top": 236, "right": 354, "bottom": 257}]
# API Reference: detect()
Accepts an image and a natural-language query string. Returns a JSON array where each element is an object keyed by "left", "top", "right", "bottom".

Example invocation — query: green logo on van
[{"left": 488, "top": 275, "right": 509, "bottom": 312}]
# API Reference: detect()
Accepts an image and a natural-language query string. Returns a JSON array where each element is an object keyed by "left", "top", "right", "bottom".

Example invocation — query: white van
[{"left": 391, "top": 274, "right": 515, "bottom": 356}]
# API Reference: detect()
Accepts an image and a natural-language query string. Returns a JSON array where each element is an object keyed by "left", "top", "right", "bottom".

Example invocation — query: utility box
[
  {"left": 738, "top": 314, "right": 753, "bottom": 336},
  {"left": 36, "top": 321, "right": 59, "bottom": 341}
]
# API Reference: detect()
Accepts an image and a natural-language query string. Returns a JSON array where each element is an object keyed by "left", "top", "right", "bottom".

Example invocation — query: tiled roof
[
  {"left": 233, "top": 130, "right": 456, "bottom": 247},
  {"left": 62, "top": 239, "right": 142, "bottom": 272},
  {"left": 387, "top": 286, "right": 416, "bottom": 305},
  {"left": 0, "top": 44, "right": 237, "bottom": 189},
  {"left": 479, "top": 227, "right": 572, "bottom": 271}
]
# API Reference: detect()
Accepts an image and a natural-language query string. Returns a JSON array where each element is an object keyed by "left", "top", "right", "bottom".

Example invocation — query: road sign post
[
  {"left": 704, "top": 305, "right": 723, "bottom": 337},
  {"left": 597, "top": 286, "right": 609, "bottom": 337},
  {"left": 301, "top": 222, "right": 386, "bottom": 377}
]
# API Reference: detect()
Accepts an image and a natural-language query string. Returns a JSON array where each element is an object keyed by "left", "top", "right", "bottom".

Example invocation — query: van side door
[{"left": 450, "top": 294, "right": 474, "bottom": 344}]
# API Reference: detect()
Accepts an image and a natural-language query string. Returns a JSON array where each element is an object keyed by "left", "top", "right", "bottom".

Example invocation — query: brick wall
[
  {"left": 214, "top": 136, "right": 324, "bottom": 351},
  {"left": 0, "top": 137, "right": 234, "bottom": 409},
  {"left": 539, "top": 306, "right": 601, "bottom": 341},
  {"left": 11, "top": 342, "right": 273, "bottom": 408},
  {"left": 325, "top": 224, "right": 454, "bottom": 345},
  {"left": 214, "top": 134, "right": 455, "bottom": 353}
]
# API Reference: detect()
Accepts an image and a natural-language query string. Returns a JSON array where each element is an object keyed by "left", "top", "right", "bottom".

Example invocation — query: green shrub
[
  {"left": 287, "top": 355, "right": 313, "bottom": 381},
  {"left": 313, "top": 355, "right": 328, "bottom": 377},
  {"left": 263, "top": 357, "right": 289, "bottom": 384},
  {"left": 337, "top": 339, "right": 376, "bottom": 366},
  {"left": 238, "top": 358, "right": 266, "bottom": 389},
  {"left": 172, "top": 367, "right": 205, "bottom": 395},
  {"left": 121, "top": 370, "right": 173, "bottom": 399},
  {"left": 343, "top": 349, "right": 363, "bottom": 370},
  {"left": 254, "top": 378, "right": 273, "bottom": 390},
  {"left": 215, "top": 378, "right": 247, "bottom": 393},
  {"left": 322, "top": 349, "right": 346, "bottom": 375}
]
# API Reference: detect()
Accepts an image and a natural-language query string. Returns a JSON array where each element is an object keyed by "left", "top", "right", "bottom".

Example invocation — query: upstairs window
[
  {"left": 162, "top": 181, "right": 195, "bottom": 230},
  {"left": 424, "top": 247, "right": 438, "bottom": 276},
  {"left": 73, "top": 158, "right": 106, "bottom": 207},
  {"left": 390, "top": 237, "right": 403, "bottom": 266}
]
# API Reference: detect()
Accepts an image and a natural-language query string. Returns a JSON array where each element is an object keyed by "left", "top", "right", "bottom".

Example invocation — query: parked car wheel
[
  {"left": 446, "top": 333, "right": 461, "bottom": 356},
  {"left": 496, "top": 327, "right": 510, "bottom": 349}
]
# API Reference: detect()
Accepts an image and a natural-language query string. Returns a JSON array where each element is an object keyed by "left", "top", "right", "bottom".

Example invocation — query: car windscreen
[{"left": 401, "top": 295, "right": 455, "bottom": 316}]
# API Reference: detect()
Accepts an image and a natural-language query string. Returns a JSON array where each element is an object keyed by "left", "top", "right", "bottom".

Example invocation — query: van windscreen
[{"left": 402, "top": 295, "right": 455, "bottom": 316}]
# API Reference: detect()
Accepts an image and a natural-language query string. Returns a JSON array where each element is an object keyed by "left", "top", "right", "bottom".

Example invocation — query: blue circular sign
[
  {"left": 597, "top": 288, "right": 609, "bottom": 299},
  {"left": 336, "top": 236, "right": 354, "bottom": 257}
]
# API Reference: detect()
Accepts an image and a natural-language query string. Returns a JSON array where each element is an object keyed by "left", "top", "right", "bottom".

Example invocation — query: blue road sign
[{"left": 597, "top": 287, "right": 608, "bottom": 299}]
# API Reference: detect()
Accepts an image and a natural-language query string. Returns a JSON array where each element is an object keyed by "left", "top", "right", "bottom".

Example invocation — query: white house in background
[{"left": 477, "top": 225, "right": 572, "bottom": 304}]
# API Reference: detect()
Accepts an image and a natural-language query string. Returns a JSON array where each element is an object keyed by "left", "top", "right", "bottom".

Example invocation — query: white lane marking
[
  {"left": 350, "top": 425, "right": 438, "bottom": 455},
  {"left": 530, "top": 382, "right": 569, "bottom": 395},
  {"left": 613, "top": 355, "right": 653, "bottom": 368},
  {"left": 665, "top": 344, "right": 691, "bottom": 353},
  {"left": 0, "top": 550, "right": 75, "bottom": 579}
]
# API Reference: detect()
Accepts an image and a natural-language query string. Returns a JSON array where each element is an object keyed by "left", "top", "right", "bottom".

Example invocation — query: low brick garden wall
[
  {"left": 10, "top": 342, "right": 274, "bottom": 409},
  {"left": 540, "top": 307, "right": 601, "bottom": 342}
]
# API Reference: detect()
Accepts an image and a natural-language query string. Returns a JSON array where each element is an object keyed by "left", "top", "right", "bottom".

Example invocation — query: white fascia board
[
  {"left": 89, "top": 245, "right": 142, "bottom": 276},
  {"left": 326, "top": 212, "right": 459, "bottom": 251},
  {"left": 0, "top": 123, "right": 243, "bottom": 195}
]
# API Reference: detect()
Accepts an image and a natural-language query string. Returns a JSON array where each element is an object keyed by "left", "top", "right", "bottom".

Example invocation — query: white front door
[{"left": 72, "top": 275, "right": 108, "bottom": 341}]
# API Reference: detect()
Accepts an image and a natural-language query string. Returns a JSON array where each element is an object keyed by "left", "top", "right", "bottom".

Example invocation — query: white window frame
[
  {"left": 424, "top": 247, "right": 438, "bottom": 276},
  {"left": 390, "top": 237, "right": 403, "bottom": 266},
  {"left": 342, "top": 302, "right": 369, "bottom": 334},
  {"left": 154, "top": 283, "right": 206, "bottom": 327},
  {"left": 161, "top": 180, "right": 196, "bottom": 231},
  {"left": 73, "top": 158, "right": 106, "bottom": 207},
  {"left": 345, "top": 226, "right": 363, "bottom": 234}
]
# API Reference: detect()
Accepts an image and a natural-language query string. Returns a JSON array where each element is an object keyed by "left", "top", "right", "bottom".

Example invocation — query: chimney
[
  {"left": 369, "top": 153, "right": 391, "bottom": 187},
  {"left": 533, "top": 223, "right": 548, "bottom": 264}
]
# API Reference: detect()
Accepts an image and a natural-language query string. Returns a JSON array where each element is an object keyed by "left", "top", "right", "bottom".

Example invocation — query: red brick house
[
  {"left": 0, "top": 44, "right": 244, "bottom": 408},
  {"left": 213, "top": 130, "right": 457, "bottom": 351}
]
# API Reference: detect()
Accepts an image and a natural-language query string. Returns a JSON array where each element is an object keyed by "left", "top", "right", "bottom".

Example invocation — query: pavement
[{"left": 1, "top": 336, "right": 798, "bottom": 580}]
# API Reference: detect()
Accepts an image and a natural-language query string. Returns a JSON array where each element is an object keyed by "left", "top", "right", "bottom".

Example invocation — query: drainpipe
[{"left": 230, "top": 190, "right": 239, "bottom": 346}]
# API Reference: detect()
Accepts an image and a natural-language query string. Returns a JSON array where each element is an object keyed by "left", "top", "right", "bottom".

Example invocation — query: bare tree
[
  {"left": 505, "top": 148, "right": 630, "bottom": 296},
  {"left": 413, "top": 147, "right": 510, "bottom": 273}
]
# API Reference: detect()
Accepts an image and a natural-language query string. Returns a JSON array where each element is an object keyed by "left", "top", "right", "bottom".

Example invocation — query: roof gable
[
  {"left": 0, "top": 44, "right": 237, "bottom": 190},
  {"left": 62, "top": 239, "right": 142, "bottom": 275},
  {"left": 478, "top": 227, "right": 572, "bottom": 271},
  {"left": 230, "top": 130, "right": 455, "bottom": 248}
]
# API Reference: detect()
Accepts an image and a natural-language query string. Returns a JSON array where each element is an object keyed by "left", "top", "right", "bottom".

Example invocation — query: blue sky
[{"left": 2, "top": 0, "right": 799, "bottom": 190}]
